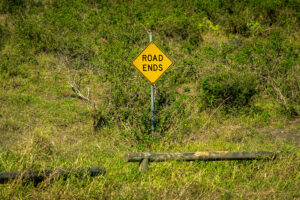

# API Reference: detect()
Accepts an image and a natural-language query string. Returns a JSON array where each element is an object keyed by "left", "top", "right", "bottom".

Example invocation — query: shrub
[
  {"left": 0, "top": 0, "right": 25, "bottom": 14},
  {"left": 157, "top": 10, "right": 203, "bottom": 46},
  {"left": 200, "top": 71, "right": 258, "bottom": 109},
  {"left": 0, "top": 25, "right": 7, "bottom": 52},
  {"left": 0, "top": 53, "right": 28, "bottom": 78}
]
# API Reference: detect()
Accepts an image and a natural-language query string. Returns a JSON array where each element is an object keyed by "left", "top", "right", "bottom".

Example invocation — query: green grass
[
  {"left": 0, "top": 63, "right": 298, "bottom": 198},
  {"left": 0, "top": 0, "right": 299, "bottom": 199}
]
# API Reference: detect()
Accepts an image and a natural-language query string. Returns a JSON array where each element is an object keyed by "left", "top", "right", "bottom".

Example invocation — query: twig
[
  {"left": 271, "top": 80, "right": 287, "bottom": 106},
  {"left": 202, "top": 96, "right": 232, "bottom": 129},
  {"left": 68, "top": 73, "right": 90, "bottom": 103}
]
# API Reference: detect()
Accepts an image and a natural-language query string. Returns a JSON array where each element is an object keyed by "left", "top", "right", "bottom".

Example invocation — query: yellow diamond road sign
[{"left": 132, "top": 42, "right": 173, "bottom": 84}]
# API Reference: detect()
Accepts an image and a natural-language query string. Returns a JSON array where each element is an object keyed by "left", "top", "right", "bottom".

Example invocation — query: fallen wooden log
[
  {"left": 0, "top": 166, "right": 105, "bottom": 184},
  {"left": 125, "top": 151, "right": 277, "bottom": 171}
]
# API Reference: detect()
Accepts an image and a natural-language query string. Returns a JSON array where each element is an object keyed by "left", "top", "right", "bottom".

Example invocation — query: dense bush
[
  {"left": 0, "top": 0, "right": 25, "bottom": 14},
  {"left": 200, "top": 72, "right": 258, "bottom": 109}
]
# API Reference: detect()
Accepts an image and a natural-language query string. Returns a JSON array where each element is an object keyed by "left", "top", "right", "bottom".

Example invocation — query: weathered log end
[{"left": 124, "top": 152, "right": 130, "bottom": 162}]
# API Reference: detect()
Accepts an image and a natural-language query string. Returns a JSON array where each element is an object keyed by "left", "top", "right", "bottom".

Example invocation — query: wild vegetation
[{"left": 0, "top": 0, "right": 299, "bottom": 199}]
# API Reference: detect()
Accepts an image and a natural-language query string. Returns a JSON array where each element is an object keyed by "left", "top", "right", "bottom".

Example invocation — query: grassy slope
[{"left": 0, "top": 0, "right": 299, "bottom": 199}]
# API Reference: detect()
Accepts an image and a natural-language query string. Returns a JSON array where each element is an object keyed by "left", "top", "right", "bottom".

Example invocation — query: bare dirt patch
[{"left": 261, "top": 118, "right": 300, "bottom": 145}]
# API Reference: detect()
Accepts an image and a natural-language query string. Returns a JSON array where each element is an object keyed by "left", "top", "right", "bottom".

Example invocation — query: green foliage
[
  {"left": 200, "top": 72, "right": 258, "bottom": 109},
  {"left": 0, "top": 24, "right": 8, "bottom": 51},
  {"left": 157, "top": 11, "right": 204, "bottom": 46},
  {"left": 0, "top": 0, "right": 25, "bottom": 14},
  {"left": 0, "top": 54, "right": 28, "bottom": 78},
  {"left": 195, "top": 0, "right": 299, "bottom": 36}
]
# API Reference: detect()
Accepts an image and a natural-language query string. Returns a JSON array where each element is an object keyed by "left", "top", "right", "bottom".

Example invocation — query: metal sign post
[
  {"left": 132, "top": 33, "right": 173, "bottom": 134},
  {"left": 150, "top": 33, "right": 155, "bottom": 132}
]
